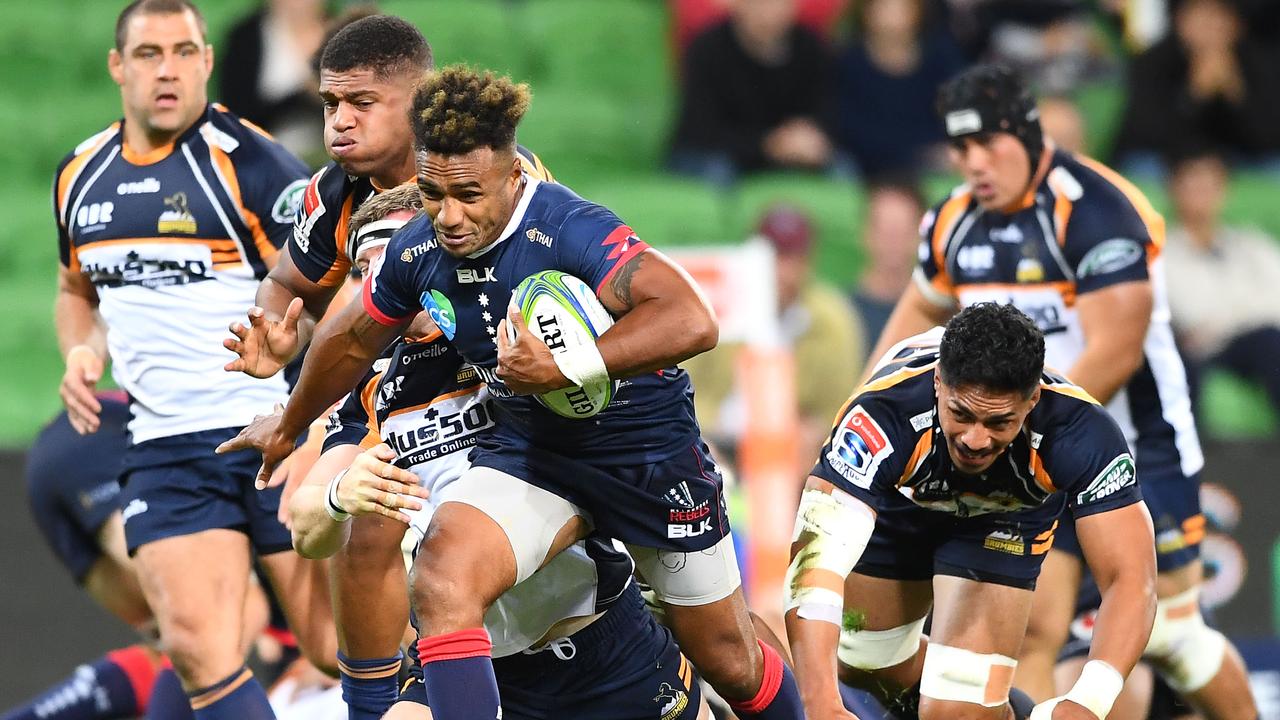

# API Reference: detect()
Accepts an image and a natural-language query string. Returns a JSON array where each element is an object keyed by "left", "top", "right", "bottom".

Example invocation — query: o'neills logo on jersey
[
  {"left": 117, "top": 177, "right": 160, "bottom": 195},
  {"left": 157, "top": 192, "right": 197, "bottom": 234}
]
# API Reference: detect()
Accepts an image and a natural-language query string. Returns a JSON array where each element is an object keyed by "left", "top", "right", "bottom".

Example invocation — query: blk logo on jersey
[
  {"left": 457, "top": 267, "right": 496, "bottom": 283},
  {"left": 826, "top": 405, "right": 893, "bottom": 489},
  {"left": 420, "top": 289, "right": 457, "bottom": 340}
]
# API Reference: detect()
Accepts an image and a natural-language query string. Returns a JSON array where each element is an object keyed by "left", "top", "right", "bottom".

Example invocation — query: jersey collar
[{"left": 466, "top": 175, "right": 542, "bottom": 259}]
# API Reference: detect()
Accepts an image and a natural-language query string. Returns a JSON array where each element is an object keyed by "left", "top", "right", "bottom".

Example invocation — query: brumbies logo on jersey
[
  {"left": 420, "top": 290, "right": 458, "bottom": 340},
  {"left": 827, "top": 405, "right": 893, "bottom": 490},
  {"left": 157, "top": 192, "right": 197, "bottom": 234}
]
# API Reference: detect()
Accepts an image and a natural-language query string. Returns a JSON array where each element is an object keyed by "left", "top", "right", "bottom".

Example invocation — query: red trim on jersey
[
  {"left": 727, "top": 640, "right": 785, "bottom": 714},
  {"left": 263, "top": 625, "right": 298, "bottom": 648},
  {"left": 362, "top": 277, "right": 412, "bottom": 326},
  {"left": 417, "top": 628, "right": 493, "bottom": 664},
  {"left": 105, "top": 645, "right": 162, "bottom": 714},
  {"left": 594, "top": 225, "right": 650, "bottom": 296}
]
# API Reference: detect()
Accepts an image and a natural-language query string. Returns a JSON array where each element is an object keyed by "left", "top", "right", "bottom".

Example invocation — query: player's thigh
[
  {"left": 836, "top": 573, "right": 933, "bottom": 691},
  {"left": 258, "top": 548, "right": 338, "bottom": 673},
  {"left": 330, "top": 513, "right": 412, "bottom": 655},
  {"left": 1022, "top": 547, "right": 1083, "bottom": 648},
  {"left": 917, "top": 575, "right": 1034, "bottom": 720}
]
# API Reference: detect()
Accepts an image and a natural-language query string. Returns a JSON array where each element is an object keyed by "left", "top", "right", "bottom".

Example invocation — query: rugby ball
[{"left": 511, "top": 271, "right": 617, "bottom": 419}]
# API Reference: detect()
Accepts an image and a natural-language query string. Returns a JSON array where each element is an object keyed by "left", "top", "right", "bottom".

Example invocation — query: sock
[
  {"left": 145, "top": 668, "right": 194, "bottom": 720},
  {"left": 187, "top": 666, "right": 274, "bottom": 720},
  {"left": 1, "top": 645, "right": 158, "bottom": 720},
  {"left": 726, "top": 640, "right": 806, "bottom": 720},
  {"left": 417, "top": 629, "right": 500, "bottom": 719},
  {"left": 337, "top": 651, "right": 404, "bottom": 720},
  {"left": 1008, "top": 686, "right": 1035, "bottom": 720}
]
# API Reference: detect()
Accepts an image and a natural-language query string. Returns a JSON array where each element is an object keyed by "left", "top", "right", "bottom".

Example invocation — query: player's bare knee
[
  {"left": 409, "top": 563, "right": 485, "bottom": 633},
  {"left": 1144, "top": 586, "right": 1229, "bottom": 694},
  {"left": 686, "top": 631, "right": 763, "bottom": 696},
  {"left": 919, "top": 698, "right": 1008, "bottom": 720}
]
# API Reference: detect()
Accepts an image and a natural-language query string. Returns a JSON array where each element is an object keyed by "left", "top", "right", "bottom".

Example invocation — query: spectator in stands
[
  {"left": 1113, "top": 0, "right": 1280, "bottom": 176},
  {"left": 671, "top": 0, "right": 850, "bottom": 54},
  {"left": 832, "top": 0, "right": 965, "bottom": 176},
  {"left": 1163, "top": 149, "right": 1280, "bottom": 418},
  {"left": 852, "top": 177, "right": 926, "bottom": 347},
  {"left": 1038, "top": 95, "right": 1086, "bottom": 154},
  {"left": 667, "top": 0, "right": 839, "bottom": 184},
  {"left": 683, "top": 205, "right": 864, "bottom": 466},
  {"left": 219, "top": 0, "right": 330, "bottom": 164}
]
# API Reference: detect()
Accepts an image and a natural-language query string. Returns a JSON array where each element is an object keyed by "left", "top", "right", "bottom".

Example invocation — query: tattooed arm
[{"left": 594, "top": 248, "right": 718, "bottom": 375}]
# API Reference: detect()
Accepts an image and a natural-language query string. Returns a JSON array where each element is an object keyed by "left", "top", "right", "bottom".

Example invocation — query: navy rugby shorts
[
  {"left": 853, "top": 492, "right": 1065, "bottom": 590},
  {"left": 25, "top": 399, "right": 130, "bottom": 582},
  {"left": 400, "top": 584, "right": 703, "bottom": 720},
  {"left": 119, "top": 427, "right": 291, "bottom": 554},
  {"left": 469, "top": 433, "right": 731, "bottom": 554}
]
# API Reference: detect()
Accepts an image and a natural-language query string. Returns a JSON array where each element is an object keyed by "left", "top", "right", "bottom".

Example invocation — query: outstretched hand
[
  {"left": 216, "top": 404, "right": 297, "bottom": 490},
  {"left": 224, "top": 297, "right": 304, "bottom": 378},
  {"left": 495, "top": 303, "right": 570, "bottom": 395},
  {"left": 331, "top": 443, "right": 429, "bottom": 524}
]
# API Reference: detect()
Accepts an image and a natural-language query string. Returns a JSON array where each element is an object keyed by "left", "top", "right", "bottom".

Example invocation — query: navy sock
[
  {"left": 726, "top": 641, "right": 806, "bottom": 719},
  {"left": 337, "top": 651, "right": 403, "bottom": 720},
  {"left": 417, "top": 629, "right": 500, "bottom": 719},
  {"left": 1, "top": 648, "right": 156, "bottom": 720},
  {"left": 187, "top": 666, "right": 274, "bottom": 720},
  {"left": 145, "top": 669, "right": 194, "bottom": 720}
]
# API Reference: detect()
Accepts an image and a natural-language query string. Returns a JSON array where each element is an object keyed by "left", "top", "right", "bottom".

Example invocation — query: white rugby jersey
[
  {"left": 323, "top": 336, "right": 635, "bottom": 657},
  {"left": 54, "top": 105, "right": 307, "bottom": 442},
  {"left": 917, "top": 150, "right": 1202, "bottom": 477}
]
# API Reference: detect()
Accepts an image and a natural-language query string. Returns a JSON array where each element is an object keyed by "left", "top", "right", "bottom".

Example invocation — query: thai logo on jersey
[
  {"left": 525, "top": 227, "right": 553, "bottom": 247},
  {"left": 654, "top": 682, "right": 689, "bottom": 720},
  {"left": 420, "top": 290, "right": 457, "bottom": 340},
  {"left": 826, "top": 405, "right": 893, "bottom": 490},
  {"left": 1076, "top": 454, "right": 1136, "bottom": 505},
  {"left": 157, "top": 192, "right": 197, "bottom": 234},
  {"left": 271, "top": 178, "right": 308, "bottom": 224}
]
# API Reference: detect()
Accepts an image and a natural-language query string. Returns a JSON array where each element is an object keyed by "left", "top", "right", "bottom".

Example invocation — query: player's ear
[
  {"left": 108, "top": 48, "right": 124, "bottom": 86},
  {"left": 204, "top": 43, "right": 214, "bottom": 75}
]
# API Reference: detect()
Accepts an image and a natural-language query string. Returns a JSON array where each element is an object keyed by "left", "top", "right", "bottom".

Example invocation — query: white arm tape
[
  {"left": 553, "top": 342, "right": 610, "bottom": 388},
  {"left": 1065, "top": 660, "right": 1124, "bottom": 719},
  {"left": 324, "top": 469, "right": 352, "bottom": 523},
  {"left": 784, "top": 488, "right": 876, "bottom": 625}
]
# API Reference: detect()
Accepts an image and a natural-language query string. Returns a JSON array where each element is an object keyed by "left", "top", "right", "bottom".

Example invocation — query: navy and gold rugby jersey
[
  {"left": 813, "top": 329, "right": 1141, "bottom": 521},
  {"left": 322, "top": 333, "right": 634, "bottom": 658},
  {"left": 323, "top": 332, "right": 494, "bottom": 478},
  {"left": 54, "top": 104, "right": 308, "bottom": 442},
  {"left": 915, "top": 149, "right": 1201, "bottom": 478},
  {"left": 364, "top": 176, "right": 699, "bottom": 466},
  {"left": 290, "top": 146, "right": 553, "bottom": 287}
]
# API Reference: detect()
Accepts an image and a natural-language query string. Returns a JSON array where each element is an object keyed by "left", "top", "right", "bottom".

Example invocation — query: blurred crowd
[{"left": 214, "top": 0, "right": 1280, "bottom": 436}]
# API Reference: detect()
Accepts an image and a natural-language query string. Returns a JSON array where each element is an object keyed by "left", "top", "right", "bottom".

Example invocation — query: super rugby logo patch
[
  {"left": 826, "top": 405, "right": 892, "bottom": 490},
  {"left": 1077, "top": 454, "right": 1136, "bottom": 505}
]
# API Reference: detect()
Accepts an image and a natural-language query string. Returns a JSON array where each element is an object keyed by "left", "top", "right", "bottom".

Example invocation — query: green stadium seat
[
  {"left": 1199, "top": 370, "right": 1277, "bottom": 439},
  {"left": 729, "top": 175, "right": 866, "bottom": 289},
  {"left": 571, "top": 174, "right": 729, "bottom": 248},
  {"left": 1224, "top": 173, "right": 1280, "bottom": 242},
  {"left": 380, "top": 0, "right": 528, "bottom": 78}
]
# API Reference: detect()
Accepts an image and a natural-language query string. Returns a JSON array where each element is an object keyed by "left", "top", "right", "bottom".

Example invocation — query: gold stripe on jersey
[
  {"left": 519, "top": 152, "right": 554, "bottom": 183},
  {"left": 858, "top": 360, "right": 938, "bottom": 397},
  {"left": 76, "top": 236, "right": 240, "bottom": 252},
  {"left": 1027, "top": 446, "right": 1056, "bottom": 493},
  {"left": 1040, "top": 380, "right": 1099, "bottom": 405},
  {"left": 929, "top": 190, "right": 972, "bottom": 296},
  {"left": 358, "top": 368, "right": 387, "bottom": 446},
  {"left": 1031, "top": 520, "right": 1057, "bottom": 555},
  {"left": 897, "top": 431, "right": 934, "bottom": 488},
  {"left": 319, "top": 193, "right": 358, "bottom": 288},
  {"left": 1074, "top": 155, "right": 1166, "bottom": 259},
  {"left": 208, "top": 143, "right": 277, "bottom": 264},
  {"left": 385, "top": 385, "right": 483, "bottom": 420},
  {"left": 1049, "top": 178, "right": 1074, "bottom": 246},
  {"left": 57, "top": 123, "right": 120, "bottom": 228}
]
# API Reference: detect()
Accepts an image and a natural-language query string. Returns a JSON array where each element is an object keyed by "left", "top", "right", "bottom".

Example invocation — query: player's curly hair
[
  {"left": 319, "top": 14, "right": 432, "bottom": 78},
  {"left": 411, "top": 66, "right": 530, "bottom": 155},
  {"left": 939, "top": 303, "right": 1044, "bottom": 397}
]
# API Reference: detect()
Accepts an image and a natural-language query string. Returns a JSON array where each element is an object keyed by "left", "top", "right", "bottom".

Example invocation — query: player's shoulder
[
  {"left": 304, "top": 161, "right": 362, "bottom": 207},
  {"left": 1050, "top": 151, "right": 1156, "bottom": 232},
  {"left": 1030, "top": 371, "right": 1117, "bottom": 440},
  {"left": 921, "top": 185, "right": 976, "bottom": 245},
  {"left": 529, "top": 180, "right": 625, "bottom": 235},
  {"left": 57, "top": 121, "right": 122, "bottom": 171},
  {"left": 205, "top": 103, "right": 307, "bottom": 169}
]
